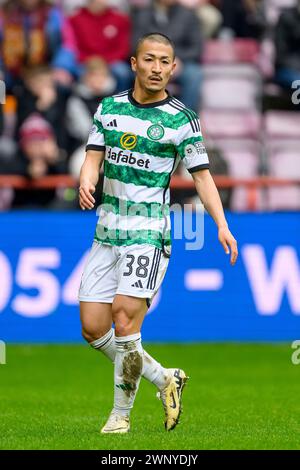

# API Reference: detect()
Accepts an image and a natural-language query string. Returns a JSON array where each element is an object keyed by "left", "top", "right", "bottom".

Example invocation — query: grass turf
[{"left": 0, "top": 343, "right": 300, "bottom": 450}]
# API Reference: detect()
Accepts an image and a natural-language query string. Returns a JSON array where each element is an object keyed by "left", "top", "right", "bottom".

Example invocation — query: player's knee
[
  {"left": 81, "top": 327, "right": 95, "bottom": 343},
  {"left": 81, "top": 326, "right": 108, "bottom": 343},
  {"left": 112, "top": 308, "right": 134, "bottom": 337},
  {"left": 114, "top": 322, "right": 135, "bottom": 337}
]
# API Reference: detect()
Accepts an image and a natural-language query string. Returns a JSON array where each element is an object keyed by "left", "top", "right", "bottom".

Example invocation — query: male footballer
[{"left": 78, "top": 32, "right": 238, "bottom": 434}]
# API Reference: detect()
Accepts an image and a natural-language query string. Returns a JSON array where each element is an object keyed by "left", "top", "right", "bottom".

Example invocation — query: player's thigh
[
  {"left": 112, "top": 295, "right": 148, "bottom": 337},
  {"left": 80, "top": 301, "right": 113, "bottom": 341},
  {"left": 78, "top": 241, "right": 118, "bottom": 304}
]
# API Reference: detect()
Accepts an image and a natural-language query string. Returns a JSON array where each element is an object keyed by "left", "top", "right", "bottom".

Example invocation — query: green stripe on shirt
[
  {"left": 104, "top": 160, "right": 170, "bottom": 189},
  {"left": 101, "top": 193, "right": 169, "bottom": 219},
  {"left": 103, "top": 97, "right": 190, "bottom": 129},
  {"left": 94, "top": 225, "right": 171, "bottom": 249}
]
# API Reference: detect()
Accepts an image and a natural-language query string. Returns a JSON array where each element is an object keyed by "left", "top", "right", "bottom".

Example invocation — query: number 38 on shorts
[{"left": 78, "top": 242, "right": 170, "bottom": 306}]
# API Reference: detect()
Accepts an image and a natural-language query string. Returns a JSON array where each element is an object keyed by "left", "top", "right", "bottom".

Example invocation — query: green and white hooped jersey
[{"left": 86, "top": 89, "right": 209, "bottom": 252}]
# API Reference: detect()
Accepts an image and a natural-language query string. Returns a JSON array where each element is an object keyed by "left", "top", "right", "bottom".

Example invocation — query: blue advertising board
[{"left": 0, "top": 211, "right": 299, "bottom": 342}]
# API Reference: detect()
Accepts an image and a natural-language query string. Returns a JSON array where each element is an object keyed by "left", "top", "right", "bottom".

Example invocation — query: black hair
[{"left": 134, "top": 33, "right": 175, "bottom": 59}]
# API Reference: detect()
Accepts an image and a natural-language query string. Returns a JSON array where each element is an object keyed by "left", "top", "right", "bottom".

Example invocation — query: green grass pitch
[{"left": 0, "top": 343, "right": 300, "bottom": 450}]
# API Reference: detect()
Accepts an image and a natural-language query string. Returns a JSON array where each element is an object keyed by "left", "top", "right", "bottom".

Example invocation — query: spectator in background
[
  {"left": 66, "top": 57, "right": 116, "bottom": 176},
  {"left": 132, "top": 0, "right": 203, "bottom": 111},
  {"left": 176, "top": 1, "right": 222, "bottom": 38},
  {"left": 218, "top": 0, "right": 265, "bottom": 39},
  {"left": 14, "top": 65, "right": 69, "bottom": 151},
  {"left": 59, "top": 0, "right": 129, "bottom": 15},
  {"left": 13, "top": 113, "right": 68, "bottom": 207},
  {"left": 59, "top": 0, "right": 84, "bottom": 15},
  {"left": 66, "top": 57, "right": 116, "bottom": 144},
  {"left": 0, "top": 101, "right": 17, "bottom": 174},
  {"left": 69, "top": 0, "right": 132, "bottom": 92},
  {"left": 0, "top": 0, "right": 77, "bottom": 90},
  {"left": 0, "top": 100, "right": 15, "bottom": 208},
  {"left": 274, "top": 1, "right": 300, "bottom": 89},
  {"left": 194, "top": 0, "right": 223, "bottom": 38},
  {"left": 0, "top": 113, "right": 15, "bottom": 209}
]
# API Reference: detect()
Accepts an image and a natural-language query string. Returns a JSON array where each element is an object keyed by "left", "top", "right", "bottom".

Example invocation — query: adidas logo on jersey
[
  {"left": 131, "top": 280, "right": 143, "bottom": 288},
  {"left": 107, "top": 119, "right": 117, "bottom": 127}
]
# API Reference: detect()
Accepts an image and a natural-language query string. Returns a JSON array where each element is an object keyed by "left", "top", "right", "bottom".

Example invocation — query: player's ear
[
  {"left": 170, "top": 61, "right": 176, "bottom": 76},
  {"left": 130, "top": 56, "right": 137, "bottom": 73}
]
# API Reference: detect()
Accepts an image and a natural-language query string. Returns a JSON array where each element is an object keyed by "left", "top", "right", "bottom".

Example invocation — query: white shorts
[{"left": 78, "top": 241, "right": 169, "bottom": 306}]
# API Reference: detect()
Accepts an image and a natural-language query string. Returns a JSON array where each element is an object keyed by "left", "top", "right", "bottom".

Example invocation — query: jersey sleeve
[
  {"left": 85, "top": 102, "right": 106, "bottom": 152},
  {"left": 175, "top": 114, "right": 209, "bottom": 173}
]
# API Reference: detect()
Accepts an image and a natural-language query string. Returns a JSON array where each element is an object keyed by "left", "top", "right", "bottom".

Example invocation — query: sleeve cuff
[
  {"left": 85, "top": 144, "right": 105, "bottom": 152},
  {"left": 188, "top": 163, "right": 210, "bottom": 173}
]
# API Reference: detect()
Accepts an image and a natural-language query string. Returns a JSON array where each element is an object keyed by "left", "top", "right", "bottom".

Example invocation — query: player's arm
[
  {"left": 192, "top": 169, "right": 238, "bottom": 266},
  {"left": 80, "top": 99, "right": 106, "bottom": 210},
  {"left": 79, "top": 149, "right": 105, "bottom": 210}
]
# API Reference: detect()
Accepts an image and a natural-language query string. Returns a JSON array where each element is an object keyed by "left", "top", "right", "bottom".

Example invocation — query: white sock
[
  {"left": 89, "top": 328, "right": 115, "bottom": 362},
  {"left": 113, "top": 333, "right": 143, "bottom": 417},
  {"left": 90, "top": 329, "right": 169, "bottom": 390},
  {"left": 143, "top": 350, "right": 171, "bottom": 390}
]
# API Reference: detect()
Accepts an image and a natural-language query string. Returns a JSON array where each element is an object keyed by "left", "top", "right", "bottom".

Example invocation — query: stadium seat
[
  {"left": 203, "top": 64, "right": 262, "bottom": 81},
  {"left": 180, "top": 138, "right": 263, "bottom": 211},
  {"left": 200, "top": 110, "right": 262, "bottom": 139},
  {"left": 212, "top": 139, "right": 263, "bottom": 211},
  {"left": 264, "top": 111, "right": 300, "bottom": 138},
  {"left": 266, "top": 139, "right": 300, "bottom": 210},
  {"left": 201, "top": 64, "right": 262, "bottom": 111},
  {"left": 201, "top": 76, "right": 261, "bottom": 110},
  {"left": 202, "top": 39, "right": 260, "bottom": 64}
]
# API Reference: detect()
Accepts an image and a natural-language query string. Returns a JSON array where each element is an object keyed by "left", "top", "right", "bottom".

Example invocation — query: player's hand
[
  {"left": 218, "top": 226, "right": 238, "bottom": 266},
  {"left": 79, "top": 182, "right": 96, "bottom": 210}
]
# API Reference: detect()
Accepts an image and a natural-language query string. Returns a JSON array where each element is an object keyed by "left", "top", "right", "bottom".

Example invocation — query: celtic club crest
[{"left": 147, "top": 124, "right": 165, "bottom": 141}]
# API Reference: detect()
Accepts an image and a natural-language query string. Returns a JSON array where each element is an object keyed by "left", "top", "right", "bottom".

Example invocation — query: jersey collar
[{"left": 128, "top": 88, "right": 172, "bottom": 108}]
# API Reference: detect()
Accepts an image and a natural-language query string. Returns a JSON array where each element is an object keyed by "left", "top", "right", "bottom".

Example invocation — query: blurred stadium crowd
[{"left": 0, "top": 0, "right": 300, "bottom": 211}]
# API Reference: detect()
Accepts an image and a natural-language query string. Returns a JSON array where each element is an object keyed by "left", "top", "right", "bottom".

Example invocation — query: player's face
[{"left": 131, "top": 40, "right": 176, "bottom": 94}]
